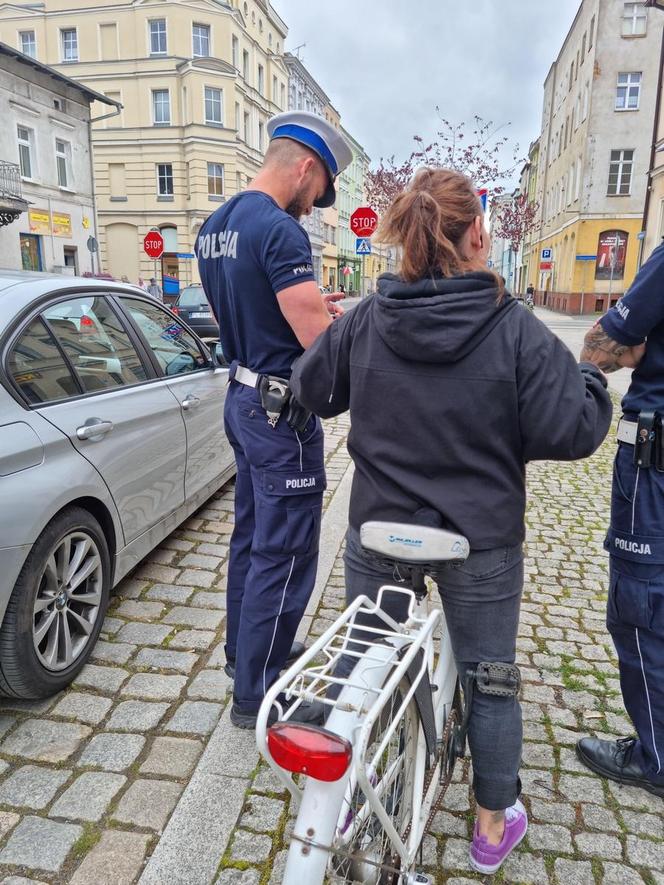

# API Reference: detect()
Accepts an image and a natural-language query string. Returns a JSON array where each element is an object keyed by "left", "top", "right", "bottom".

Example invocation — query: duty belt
[
  {"left": 230, "top": 364, "right": 312, "bottom": 432},
  {"left": 617, "top": 413, "right": 663, "bottom": 469}
]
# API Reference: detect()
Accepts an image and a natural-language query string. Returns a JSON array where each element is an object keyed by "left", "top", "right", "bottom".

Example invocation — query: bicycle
[{"left": 256, "top": 520, "right": 521, "bottom": 884}]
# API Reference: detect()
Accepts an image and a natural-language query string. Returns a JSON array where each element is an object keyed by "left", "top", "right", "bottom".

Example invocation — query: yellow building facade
[
  {"left": 0, "top": 0, "right": 288, "bottom": 290},
  {"left": 532, "top": 0, "right": 663, "bottom": 313}
]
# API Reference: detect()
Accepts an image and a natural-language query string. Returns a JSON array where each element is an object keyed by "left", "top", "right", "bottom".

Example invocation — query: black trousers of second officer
[
  {"left": 605, "top": 441, "right": 664, "bottom": 786},
  {"left": 224, "top": 380, "right": 325, "bottom": 714}
]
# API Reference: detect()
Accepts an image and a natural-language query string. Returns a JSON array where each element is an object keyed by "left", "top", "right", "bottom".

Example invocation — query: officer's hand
[
  {"left": 323, "top": 292, "right": 345, "bottom": 318},
  {"left": 616, "top": 343, "right": 646, "bottom": 368}
]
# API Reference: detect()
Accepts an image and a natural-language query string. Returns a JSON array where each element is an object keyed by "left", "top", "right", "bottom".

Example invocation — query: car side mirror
[{"left": 210, "top": 341, "right": 228, "bottom": 368}]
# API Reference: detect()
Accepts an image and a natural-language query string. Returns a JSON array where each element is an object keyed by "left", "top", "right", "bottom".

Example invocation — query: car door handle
[
  {"left": 182, "top": 395, "right": 201, "bottom": 411},
  {"left": 76, "top": 419, "right": 114, "bottom": 440}
]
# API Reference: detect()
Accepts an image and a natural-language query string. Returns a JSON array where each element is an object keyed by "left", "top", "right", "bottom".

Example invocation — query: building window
[
  {"left": 19, "top": 31, "right": 36, "bottom": 58},
  {"left": 17, "top": 125, "right": 34, "bottom": 179},
  {"left": 60, "top": 28, "right": 78, "bottom": 62},
  {"left": 152, "top": 89, "right": 170, "bottom": 125},
  {"left": 149, "top": 19, "right": 167, "bottom": 55},
  {"left": 581, "top": 32, "right": 586, "bottom": 60},
  {"left": 235, "top": 101, "right": 240, "bottom": 131},
  {"left": 581, "top": 82, "right": 589, "bottom": 121},
  {"left": 575, "top": 157, "right": 582, "bottom": 201},
  {"left": 207, "top": 162, "right": 224, "bottom": 196},
  {"left": 616, "top": 72, "right": 642, "bottom": 110},
  {"left": 242, "top": 49, "right": 249, "bottom": 81},
  {"left": 623, "top": 2, "right": 647, "bottom": 36},
  {"left": 272, "top": 75, "right": 278, "bottom": 102},
  {"left": 258, "top": 120, "right": 264, "bottom": 152},
  {"left": 243, "top": 111, "right": 250, "bottom": 144},
  {"left": 607, "top": 149, "right": 634, "bottom": 195},
  {"left": 232, "top": 35, "right": 239, "bottom": 68},
  {"left": 157, "top": 163, "right": 173, "bottom": 196},
  {"left": 280, "top": 83, "right": 285, "bottom": 108},
  {"left": 204, "top": 86, "right": 223, "bottom": 124},
  {"left": 192, "top": 23, "right": 210, "bottom": 57},
  {"left": 55, "top": 139, "right": 71, "bottom": 188},
  {"left": 258, "top": 64, "right": 264, "bottom": 95},
  {"left": 589, "top": 15, "right": 595, "bottom": 48}
]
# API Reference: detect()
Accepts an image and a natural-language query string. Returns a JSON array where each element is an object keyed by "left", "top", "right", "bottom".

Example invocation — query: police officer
[
  {"left": 196, "top": 112, "right": 352, "bottom": 729},
  {"left": 577, "top": 242, "right": 664, "bottom": 798}
]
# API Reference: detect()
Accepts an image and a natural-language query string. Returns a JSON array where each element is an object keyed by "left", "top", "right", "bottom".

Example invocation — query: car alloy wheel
[{"left": 33, "top": 530, "right": 104, "bottom": 672}]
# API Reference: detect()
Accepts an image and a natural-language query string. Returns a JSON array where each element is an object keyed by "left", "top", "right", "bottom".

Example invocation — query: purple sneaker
[{"left": 469, "top": 799, "right": 528, "bottom": 874}]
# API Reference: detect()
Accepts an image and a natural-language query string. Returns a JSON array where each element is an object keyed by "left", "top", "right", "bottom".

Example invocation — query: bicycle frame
[{"left": 256, "top": 582, "right": 459, "bottom": 884}]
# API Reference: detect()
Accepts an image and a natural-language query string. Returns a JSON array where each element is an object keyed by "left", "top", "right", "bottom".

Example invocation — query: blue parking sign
[{"left": 541, "top": 248, "right": 552, "bottom": 260}]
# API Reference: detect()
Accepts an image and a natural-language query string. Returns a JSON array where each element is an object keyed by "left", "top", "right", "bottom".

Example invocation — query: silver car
[{"left": 0, "top": 271, "right": 234, "bottom": 698}]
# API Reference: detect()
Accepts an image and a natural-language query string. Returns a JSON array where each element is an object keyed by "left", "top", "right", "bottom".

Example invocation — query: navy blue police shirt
[
  {"left": 600, "top": 242, "right": 664, "bottom": 416},
  {"left": 196, "top": 191, "right": 315, "bottom": 378}
]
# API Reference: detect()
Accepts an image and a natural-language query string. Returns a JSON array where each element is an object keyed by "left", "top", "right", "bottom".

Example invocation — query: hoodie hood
[{"left": 374, "top": 272, "right": 516, "bottom": 364}]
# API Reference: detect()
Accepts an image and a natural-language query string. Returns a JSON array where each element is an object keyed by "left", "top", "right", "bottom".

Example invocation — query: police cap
[{"left": 267, "top": 111, "right": 353, "bottom": 208}]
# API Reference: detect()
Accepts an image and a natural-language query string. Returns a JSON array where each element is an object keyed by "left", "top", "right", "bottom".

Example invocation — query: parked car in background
[
  {"left": 0, "top": 271, "right": 234, "bottom": 699},
  {"left": 173, "top": 285, "right": 219, "bottom": 342}
]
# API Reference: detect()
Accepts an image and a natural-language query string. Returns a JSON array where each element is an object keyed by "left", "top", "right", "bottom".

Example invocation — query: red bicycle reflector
[{"left": 267, "top": 723, "right": 352, "bottom": 782}]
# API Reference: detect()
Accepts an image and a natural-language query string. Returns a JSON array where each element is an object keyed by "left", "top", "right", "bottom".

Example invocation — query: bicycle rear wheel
[{"left": 329, "top": 678, "right": 421, "bottom": 885}]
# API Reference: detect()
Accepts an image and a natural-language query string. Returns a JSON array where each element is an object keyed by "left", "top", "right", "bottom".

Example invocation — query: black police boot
[
  {"left": 576, "top": 736, "right": 664, "bottom": 798},
  {"left": 224, "top": 640, "right": 306, "bottom": 680},
  {"left": 230, "top": 695, "right": 325, "bottom": 730}
]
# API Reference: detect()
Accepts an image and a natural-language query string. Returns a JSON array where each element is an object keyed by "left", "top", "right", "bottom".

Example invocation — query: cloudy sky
[{"left": 271, "top": 0, "right": 582, "bottom": 184}]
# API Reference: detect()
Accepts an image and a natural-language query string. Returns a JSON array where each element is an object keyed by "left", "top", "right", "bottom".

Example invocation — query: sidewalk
[{"left": 0, "top": 314, "right": 661, "bottom": 884}]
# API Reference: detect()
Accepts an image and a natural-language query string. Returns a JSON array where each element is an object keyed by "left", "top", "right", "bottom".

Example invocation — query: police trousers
[
  {"left": 224, "top": 381, "right": 325, "bottom": 714},
  {"left": 605, "top": 442, "right": 664, "bottom": 784}
]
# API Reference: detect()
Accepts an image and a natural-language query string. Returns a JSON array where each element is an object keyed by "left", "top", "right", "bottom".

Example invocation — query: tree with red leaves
[
  {"left": 492, "top": 192, "right": 540, "bottom": 256},
  {"left": 365, "top": 114, "right": 523, "bottom": 215}
]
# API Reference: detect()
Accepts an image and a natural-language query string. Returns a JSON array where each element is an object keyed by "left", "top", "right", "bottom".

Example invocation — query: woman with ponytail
[{"left": 290, "top": 168, "right": 611, "bottom": 874}]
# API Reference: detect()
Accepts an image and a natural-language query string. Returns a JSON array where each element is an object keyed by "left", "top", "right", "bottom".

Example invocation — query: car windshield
[{"left": 178, "top": 287, "right": 208, "bottom": 307}]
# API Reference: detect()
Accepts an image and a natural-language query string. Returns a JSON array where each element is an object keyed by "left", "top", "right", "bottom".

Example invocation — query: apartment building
[
  {"left": 0, "top": 41, "right": 118, "bottom": 274},
  {"left": 533, "top": 0, "right": 663, "bottom": 313},
  {"left": 0, "top": 0, "right": 288, "bottom": 289}
]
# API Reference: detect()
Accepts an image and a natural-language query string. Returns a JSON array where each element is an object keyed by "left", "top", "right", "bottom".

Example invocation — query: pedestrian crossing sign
[{"left": 356, "top": 238, "right": 372, "bottom": 255}]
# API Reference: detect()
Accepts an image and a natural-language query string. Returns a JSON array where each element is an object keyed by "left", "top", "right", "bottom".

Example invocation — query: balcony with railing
[{"left": 0, "top": 161, "right": 29, "bottom": 226}]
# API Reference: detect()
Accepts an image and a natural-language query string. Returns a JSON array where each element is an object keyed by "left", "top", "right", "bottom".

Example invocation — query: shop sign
[
  {"left": 52, "top": 213, "right": 72, "bottom": 237},
  {"left": 28, "top": 209, "right": 50, "bottom": 235}
]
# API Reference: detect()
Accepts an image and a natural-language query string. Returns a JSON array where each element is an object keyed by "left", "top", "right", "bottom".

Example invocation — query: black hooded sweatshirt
[{"left": 290, "top": 272, "right": 613, "bottom": 550}]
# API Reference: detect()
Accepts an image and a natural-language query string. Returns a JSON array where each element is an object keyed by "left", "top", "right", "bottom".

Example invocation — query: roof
[{"left": 0, "top": 42, "right": 120, "bottom": 108}]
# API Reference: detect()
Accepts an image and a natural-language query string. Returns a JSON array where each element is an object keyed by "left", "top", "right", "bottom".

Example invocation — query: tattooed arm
[{"left": 580, "top": 322, "right": 646, "bottom": 373}]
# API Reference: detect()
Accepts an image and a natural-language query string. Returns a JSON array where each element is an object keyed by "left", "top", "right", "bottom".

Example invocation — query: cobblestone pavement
[{"left": 1, "top": 396, "right": 664, "bottom": 883}]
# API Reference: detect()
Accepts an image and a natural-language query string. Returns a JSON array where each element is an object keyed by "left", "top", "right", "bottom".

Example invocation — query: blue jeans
[{"left": 342, "top": 527, "right": 524, "bottom": 811}]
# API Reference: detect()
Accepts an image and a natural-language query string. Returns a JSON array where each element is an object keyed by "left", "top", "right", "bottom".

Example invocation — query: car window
[
  {"left": 122, "top": 298, "right": 208, "bottom": 376},
  {"left": 43, "top": 296, "right": 147, "bottom": 394},
  {"left": 7, "top": 318, "right": 80, "bottom": 405},
  {"left": 178, "top": 287, "right": 207, "bottom": 307}
]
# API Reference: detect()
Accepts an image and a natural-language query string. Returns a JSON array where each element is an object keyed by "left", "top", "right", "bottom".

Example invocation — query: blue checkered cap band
[{"left": 270, "top": 123, "right": 339, "bottom": 178}]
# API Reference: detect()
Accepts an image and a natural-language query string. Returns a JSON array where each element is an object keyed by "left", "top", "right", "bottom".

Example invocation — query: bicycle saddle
[{"left": 360, "top": 521, "right": 469, "bottom": 566}]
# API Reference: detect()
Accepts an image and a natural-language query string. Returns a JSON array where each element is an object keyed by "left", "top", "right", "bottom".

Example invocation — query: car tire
[{"left": 0, "top": 506, "right": 111, "bottom": 699}]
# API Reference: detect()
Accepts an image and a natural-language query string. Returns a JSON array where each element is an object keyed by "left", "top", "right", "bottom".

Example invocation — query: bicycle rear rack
[{"left": 256, "top": 585, "right": 443, "bottom": 805}]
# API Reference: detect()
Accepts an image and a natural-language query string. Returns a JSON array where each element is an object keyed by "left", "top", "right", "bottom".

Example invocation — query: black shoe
[
  {"left": 224, "top": 640, "right": 306, "bottom": 680},
  {"left": 576, "top": 736, "right": 664, "bottom": 798},
  {"left": 230, "top": 697, "right": 325, "bottom": 730}
]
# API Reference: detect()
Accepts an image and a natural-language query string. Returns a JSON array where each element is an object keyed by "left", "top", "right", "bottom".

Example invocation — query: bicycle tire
[{"left": 328, "top": 677, "right": 422, "bottom": 885}]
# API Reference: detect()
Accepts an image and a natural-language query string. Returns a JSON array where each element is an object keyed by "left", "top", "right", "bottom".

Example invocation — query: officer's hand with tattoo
[{"left": 580, "top": 321, "right": 646, "bottom": 373}]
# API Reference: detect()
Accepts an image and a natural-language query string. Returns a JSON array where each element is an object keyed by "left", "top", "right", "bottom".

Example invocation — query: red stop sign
[
  {"left": 350, "top": 207, "right": 378, "bottom": 238},
  {"left": 143, "top": 231, "right": 164, "bottom": 259}
]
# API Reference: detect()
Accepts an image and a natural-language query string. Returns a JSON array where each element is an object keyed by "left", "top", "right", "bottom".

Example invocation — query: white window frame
[
  {"left": 207, "top": 162, "right": 224, "bottom": 197},
  {"left": 235, "top": 101, "right": 240, "bottom": 132},
  {"left": 60, "top": 27, "right": 78, "bottom": 63},
  {"left": 156, "top": 163, "right": 174, "bottom": 196},
  {"left": 204, "top": 86, "right": 223, "bottom": 125},
  {"left": 622, "top": 2, "right": 647, "bottom": 36},
  {"left": 258, "top": 120, "right": 264, "bottom": 152},
  {"left": 257, "top": 63, "right": 264, "bottom": 95},
  {"left": 607, "top": 149, "right": 634, "bottom": 196},
  {"left": 589, "top": 15, "right": 595, "bottom": 48},
  {"left": 575, "top": 157, "right": 582, "bottom": 201},
  {"left": 149, "top": 19, "right": 167, "bottom": 55},
  {"left": 615, "top": 72, "right": 642, "bottom": 111},
  {"left": 243, "top": 110, "right": 250, "bottom": 145},
  {"left": 242, "top": 49, "right": 249, "bottom": 81},
  {"left": 232, "top": 35, "right": 239, "bottom": 68},
  {"left": 192, "top": 22, "right": 210, "bottom": 58},
  {"left": 19, "top": 30, "right": 36, "bottom": 58},
  {"left": 55, "top": 138, "right": 72, "bottom": 188},
  {"left": 152, "top": 89, "right": 171, "bottom": 125},
  {"left": 17, "top": 124, "right": 34, "bottom": 180},
  {"left": 581, "top": 82, "right": 589, "bottom": 121}
]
